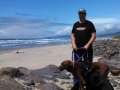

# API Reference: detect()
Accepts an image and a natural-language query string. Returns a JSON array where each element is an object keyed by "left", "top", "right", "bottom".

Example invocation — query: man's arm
[
  {"left": 71, "top": 34, "right": 77, "bottom": 50},
  {"left": 84, "top": 32, "right": 96, "bottom": 50}
]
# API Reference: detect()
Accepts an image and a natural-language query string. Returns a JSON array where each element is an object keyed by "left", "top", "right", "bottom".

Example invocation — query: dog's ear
[
  {"left": 68, "top": 60, "right": 72, "bottom": 65},
  {"left": 65, "top": 60, "right": 72, "bottom": 65},
  {"left": 64, "top": 61, "right": 68, "bottom": 65},
  {"left": 62, "top": 60, "right": 72, "bottom": 66},
  {"left": 62, "top": 60, "right": 67, "bottom": 65},
  {"left": 61, "top": 61, "right": 64, "bottom": 65}
]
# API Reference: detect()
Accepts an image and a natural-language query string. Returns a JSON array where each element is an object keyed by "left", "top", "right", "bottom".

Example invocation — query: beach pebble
[{"left": 60, "top": 81, "right": 65, "bottom": 85}]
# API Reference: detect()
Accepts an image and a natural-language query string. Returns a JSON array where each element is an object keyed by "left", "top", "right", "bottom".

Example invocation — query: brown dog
[{"left": 58, "top": 60, "right": 120, "bottom": 90}]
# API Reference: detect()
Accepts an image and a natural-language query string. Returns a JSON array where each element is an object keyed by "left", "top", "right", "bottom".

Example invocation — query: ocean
[
  {"left": 0, "top": 37, "right": 71, "bottom": 51},
  {"left": 0, "top": 35, "right": 112, "bottom": 51}
]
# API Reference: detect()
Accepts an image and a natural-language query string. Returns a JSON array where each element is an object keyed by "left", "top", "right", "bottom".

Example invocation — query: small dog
[{"left": 58, "top": 60, "right": 119, "bottom": 90}]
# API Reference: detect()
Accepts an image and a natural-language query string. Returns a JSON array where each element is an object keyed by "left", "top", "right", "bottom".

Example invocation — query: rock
[
  {"left": 0, "top": 75, "right": 25, "bottom": 90},
  {"left": 19, "top": 67, "right": 70, "bottom": 84},
  {"left": 44, "top": 64, "right": 58, "bottom": 69},
  {"left": 0, "top": 67, "right": 24, "bottom": 78},
  {"left": 19, "top": 74, "right": 46, "bottom": 84},
  {"left": 60, "top": 81, "right": 65, "bottom": 85},
  {"left": 18, "top": 67, "right": 31, "bottom": 75},
  {"left": 24, "top": 80, "right": 35, "bottom": 86},
  {"left": 93, "top": 39, "right": 120, "bottom": 69},
  {"left": 93, "top": 39, "right": 120, "bottom": 60},
  {"left": 36, "top": 83, "right": 64, "bottom": 90},
  {"left": 17, "top": 65, "right": 72, "bottom": 90}
]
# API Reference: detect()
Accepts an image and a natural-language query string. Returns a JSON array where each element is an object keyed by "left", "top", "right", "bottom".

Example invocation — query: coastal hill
[
  {"left": 46, "top": 31, "right": 120, "bottom": 39},
  {"left": 97, "top": 31, "right": 120, "bottom": 38}
]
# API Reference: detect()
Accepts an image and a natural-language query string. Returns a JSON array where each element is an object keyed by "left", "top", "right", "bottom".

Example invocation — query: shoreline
[
  {"left": 0, "top": 37, "right": 115, "bottom": 52},
  {"left": 0, "top": 37, "right": 114, "bottom": 52},
  {"left": 0, "top": 42, "right": 71, "bottom": 52}
]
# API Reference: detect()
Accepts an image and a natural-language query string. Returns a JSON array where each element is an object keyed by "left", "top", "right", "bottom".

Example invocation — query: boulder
[
  {"left": 0, "top": 67, "right": 24, "bottom": 78},
  {"left": 0, "top": 75, "right": 25, "bottom": 90},
  {"left": 36, "top": 83, "right": 64, "bottom": 90}
]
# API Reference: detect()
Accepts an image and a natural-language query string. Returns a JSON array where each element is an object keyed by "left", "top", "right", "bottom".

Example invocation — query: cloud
[
  {"left": 53, "top": 24, "right": 120, "bottom": 36},
  {"left": 0, "top": 17, "right": 120, "bottom": 39},
  {"left": 54, "top": 26, "right": 72, "bottom": 35},
  {"left": 96, "top": 24, "right": 114, "bottom": 32},
  {"left": 0, "top": 17, "right": 71, "bottom": 38},
  {"left": 90, "top": 18, "right": 119, "bottom": 24},
  {"left": 96, "top": 24, "right": 120, "bottom": 34}
]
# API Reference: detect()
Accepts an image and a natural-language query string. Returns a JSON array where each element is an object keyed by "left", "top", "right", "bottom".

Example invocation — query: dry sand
[{"left": 0, "top": 44, "right": 99, "bottom": 69}]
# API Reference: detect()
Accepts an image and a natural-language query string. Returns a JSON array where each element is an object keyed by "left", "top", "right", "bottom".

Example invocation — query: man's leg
[{"left": 83, "top": 52, "right": 93, "bottom": 62}]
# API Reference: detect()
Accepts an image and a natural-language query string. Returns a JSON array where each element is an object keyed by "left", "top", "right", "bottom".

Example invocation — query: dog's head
[{"left": 58, "top": 60, "right": 73, "bottom": 72}]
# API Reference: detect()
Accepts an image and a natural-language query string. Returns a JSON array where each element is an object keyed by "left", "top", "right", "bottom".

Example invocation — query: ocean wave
[{"left": 0, "top": 38, "right": 71, "bottom": 50}]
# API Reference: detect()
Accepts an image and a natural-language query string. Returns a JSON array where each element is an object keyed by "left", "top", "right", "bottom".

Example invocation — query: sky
[{"left": 0, "top": 0, "right": 120, "bottom": 39}]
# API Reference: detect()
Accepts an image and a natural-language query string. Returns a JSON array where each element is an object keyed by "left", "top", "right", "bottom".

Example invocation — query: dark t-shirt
[{"left": 72, "top": 20, "right": 96, "bottom": 52}]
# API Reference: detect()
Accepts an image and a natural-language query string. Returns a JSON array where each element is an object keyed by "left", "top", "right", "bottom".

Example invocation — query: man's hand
[
  {"left": 72, "top": 44, "right": 77, "bottom": 51},
  {"left": 83, "top": 44, "right": 89, "bottom": 50},
  {"left": 83, "top": 32, "right": 96, "bottom": 50}
]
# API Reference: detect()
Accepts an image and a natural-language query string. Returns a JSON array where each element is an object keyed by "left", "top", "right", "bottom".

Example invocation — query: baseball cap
[{"left": 78, "top": 8, "right": 86, "bottom": 13}]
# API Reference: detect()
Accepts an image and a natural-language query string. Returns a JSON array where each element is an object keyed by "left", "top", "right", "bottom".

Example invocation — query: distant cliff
[
  {"left": 97, "top": 31, "right": 120, "bottom": 37},
  {"left": 45, "top": 31, "right": 120, "bottom": 39}
]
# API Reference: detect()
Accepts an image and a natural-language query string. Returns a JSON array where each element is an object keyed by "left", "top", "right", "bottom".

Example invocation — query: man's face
[{"left": 78, "top": 12, "right": 86, "bottom": 20}]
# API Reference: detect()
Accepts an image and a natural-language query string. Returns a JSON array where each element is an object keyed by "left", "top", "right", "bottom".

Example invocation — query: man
[{"left": 71, "top": 8, "right": 96, "bottom": 90}]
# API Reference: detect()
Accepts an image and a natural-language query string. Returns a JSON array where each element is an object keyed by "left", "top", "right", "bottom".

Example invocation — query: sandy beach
[{"left": 0, "top": 44, "right": 99, "bottom": 70}]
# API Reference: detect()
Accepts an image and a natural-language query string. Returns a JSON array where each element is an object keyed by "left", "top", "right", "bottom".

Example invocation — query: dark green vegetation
[{"left": 113, "top": 36, "right": 120, "bottom": 39}]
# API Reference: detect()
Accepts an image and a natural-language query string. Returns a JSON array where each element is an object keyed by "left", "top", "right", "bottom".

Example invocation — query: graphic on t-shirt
[{"left": 76, "top": 27, "right": 86, "bottom": 31}]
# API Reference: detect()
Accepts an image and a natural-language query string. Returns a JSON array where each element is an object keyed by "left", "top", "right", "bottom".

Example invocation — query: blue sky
[{"left": 0, "top": 0, "right": 120, "bottom": 38}]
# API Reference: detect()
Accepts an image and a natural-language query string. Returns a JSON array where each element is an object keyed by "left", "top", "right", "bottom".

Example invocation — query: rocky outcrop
[
  {"left": 93, "top": 39, "right": 120, "bottom": 70},
  {"left": 0, "top": 64, "right": 120, "bottom": 90},
  {"left": 0, "top": 65, "right": 71, "bottom": 90},
  {"left": 19, "top": 65, "right": 70, "bottom": 84},
  {"left": 93, "top": 39, "right": 120, "bottom": 60}
]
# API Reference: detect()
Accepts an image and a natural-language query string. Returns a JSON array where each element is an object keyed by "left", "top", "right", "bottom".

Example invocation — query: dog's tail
[{"left": 108, "top": 66, "right": 120, "bottom": 75}]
